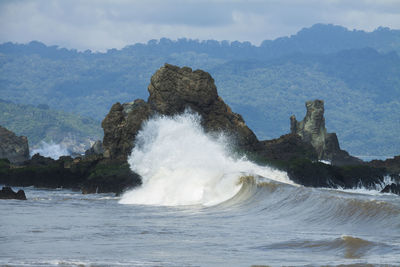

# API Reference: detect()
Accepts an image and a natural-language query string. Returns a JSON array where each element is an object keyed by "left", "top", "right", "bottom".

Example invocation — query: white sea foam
[
  {"left": 319, "top": 159, "right": 331, "bottom": 165},
  {"left": 335, "top": 175, "right": 397, "bottom": 196},
  {"left": 119, "top": 112, "right": 293, "bottom": 206},
  {"left": 31, "top": 141, "right": 70, "bottom": 159}
]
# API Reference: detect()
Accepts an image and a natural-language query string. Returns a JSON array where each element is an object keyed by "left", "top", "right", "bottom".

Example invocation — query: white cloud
[{"left": 0, "top": 0, "right": 399, "bottom": 51}]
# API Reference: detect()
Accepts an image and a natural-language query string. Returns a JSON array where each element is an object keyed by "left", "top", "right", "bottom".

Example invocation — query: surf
[{"left": 119, "top": 111, "right": 292, "bottom": 206}]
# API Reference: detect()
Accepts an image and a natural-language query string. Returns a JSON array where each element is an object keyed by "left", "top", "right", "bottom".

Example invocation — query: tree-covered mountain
[
  {"left": 210, "top": 49, "right": 400, "bottom": 158},
  {"left": 0, "top": 24, "right": 399, "bottom": 157},
  {"left": 0, "top": 99, "right": 102, "bottom": 152}
]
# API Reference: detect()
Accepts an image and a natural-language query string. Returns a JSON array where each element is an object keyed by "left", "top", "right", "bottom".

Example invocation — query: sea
[{"left": 1, "top": 112, "right": 399, "bottom": 266}]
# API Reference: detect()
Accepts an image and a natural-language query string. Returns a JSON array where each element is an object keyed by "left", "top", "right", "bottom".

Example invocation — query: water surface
[{"left": 1, "top": 184, "right": 399, "bottom": 266}]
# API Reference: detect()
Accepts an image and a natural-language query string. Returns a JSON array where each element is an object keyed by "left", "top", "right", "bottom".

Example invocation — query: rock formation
[
  {"left": 381, "top": 183, "right": 400, "bottom": 195},
  {"left": 290, "top": 100, "right": 362, "bottom": 166},
  {"left": 102, "top": 64, "right": 259, "bottom": 161},
  {"left": 102, "top": 99, "right": 152, "bottom": 161},
  {"left": 0, "top": 186, "right": 27, "bottom": 200},
  {"left": 260, "top": 133, "right": 318, "bottom": 162},
  {"left": 367, "top": 155, "right": 400, "bottom": 175},
  {"left": 0, "top": 126, "right": 29, "bottom": 164},
  {"left": 0, "top": 154, "right": 141, "bottom": 195}
]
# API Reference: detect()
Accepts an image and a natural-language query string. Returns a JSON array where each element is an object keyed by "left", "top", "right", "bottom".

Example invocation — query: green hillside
[
  {"left": 0, "top": 100, "right": 102, "bottom": 149},
  {"left": 211, "top": 52, "right": 400, "bottom": 157}
]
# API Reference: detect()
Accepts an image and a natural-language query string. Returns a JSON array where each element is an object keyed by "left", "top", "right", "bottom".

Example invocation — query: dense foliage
[{"left": 0, "top": 24, "right": 399, "bottom": 157}]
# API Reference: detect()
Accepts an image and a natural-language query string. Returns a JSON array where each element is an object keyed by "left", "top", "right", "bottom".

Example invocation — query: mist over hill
[{"left": 0, "top": 24, "right": 399, "bottom": 157}]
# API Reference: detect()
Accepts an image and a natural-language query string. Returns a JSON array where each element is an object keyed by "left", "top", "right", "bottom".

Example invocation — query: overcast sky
[{"left": 1, "top": 0, "right": 399, "bottom": 51}]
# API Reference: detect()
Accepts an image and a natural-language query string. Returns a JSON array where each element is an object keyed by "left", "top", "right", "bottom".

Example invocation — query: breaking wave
[
  {"left": 30, "top": 141, "right": 70, "bottom": 159},
  {"left": 119, "top": 111, "right": 400, "bottom": 232},
  {"left": 119, "top": 112, "right": 292, "bottom": 206}
]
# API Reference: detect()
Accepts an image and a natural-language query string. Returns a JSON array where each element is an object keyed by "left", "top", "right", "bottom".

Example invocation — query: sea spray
[
  {"left": 31, "top": 141, "right": 70, "bottom": 159},
  {"left": 119, "top": 112, "right": 293, "bottom": 206},
  {"left": 336, "top": 175, "right": 398, "bottom": 195}
]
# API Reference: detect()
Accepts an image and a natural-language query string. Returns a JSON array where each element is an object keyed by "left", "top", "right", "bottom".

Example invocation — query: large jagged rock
[
  {"left": 0, "top": 126, "right": 29, "bottom": 164},
  {"left": 290, "top": 100, "right": 362, "bottom": 166},
  {"left": 148, "top": 65, "right": 218, "bottom": 115},
  {"left": 102, "top": 64, "right": 259, "bottom": 161},
  {"left": 149, "top": 64, "right": 259, "bottom": 147},
  {"left": 102, "top": 99, "right": 151, "bottom": 161}
]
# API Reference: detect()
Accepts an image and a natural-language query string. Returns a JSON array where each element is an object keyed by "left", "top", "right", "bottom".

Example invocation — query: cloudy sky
[{"left": 0, "top": 0, "right": 399, "bottom": 51}]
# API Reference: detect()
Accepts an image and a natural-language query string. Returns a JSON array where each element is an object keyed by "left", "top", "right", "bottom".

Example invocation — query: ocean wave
[
  {"left": 117, "top": 111, "right": 400, "bottom": 232},
  {"left": 119, "top": 112, "right": 292, "bottom": 206}
]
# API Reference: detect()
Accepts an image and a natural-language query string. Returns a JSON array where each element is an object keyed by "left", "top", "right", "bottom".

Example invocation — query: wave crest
[{"left": 119, "top": 112, "right": 292, "bottom": 206}]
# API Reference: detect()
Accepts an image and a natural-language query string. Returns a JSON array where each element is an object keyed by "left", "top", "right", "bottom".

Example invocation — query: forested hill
[
  {"left": 2, "top": 23, "right": 399, "bottom": 59},
  {"left": 0, "top": 100, "right": 102, "bottom": 151},
  {"left": 0, "top": 24, "right": 399, "bottom": 157}
]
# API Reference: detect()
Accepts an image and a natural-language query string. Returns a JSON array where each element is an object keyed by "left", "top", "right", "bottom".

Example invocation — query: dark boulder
[
  {"left": 0, "top": 186, "right": 27, "bottom": 200},
  {"left": 381, "top": 183, "right": 400, "bottom": 195}
]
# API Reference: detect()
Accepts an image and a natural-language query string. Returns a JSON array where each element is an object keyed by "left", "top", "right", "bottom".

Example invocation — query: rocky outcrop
[
  {"left": 149, "top": 64, "right": 259, "bottom": 148},
  {"left": 102, "top": 99, "right": 152, "bottom": 161},
  {"left": 102, "top": 64, "right": 259, "bottom": 161},
  {"left": 290, "top": 100, "right": 362, "bottom": 166},
  {"left": 0, "top": 186, "right": 27, "bottom": 200},
  {"left": 81, "top": 161, "right": 141, "bottom": 195},
  {"left": 0, "top": 126, "right": 29, "bottom": 164},
  {"left": 381, "top": 183, "right": 400, "bottom": 195},
  {"left": 367, "top": 155, "right": 400, "bottom": 175},
  {"left": 0, "top": 154, "right": 141, "bottom": 195},
  {"left": 259, "top": 133, "right": 318, "bottom": 162},
  {"left": 286, "top": 160, "right": 388, "bottom": 189}
]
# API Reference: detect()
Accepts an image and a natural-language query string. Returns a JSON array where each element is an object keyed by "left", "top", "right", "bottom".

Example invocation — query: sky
[{"left": 0, "top": 0, "right": 400, "bottom": 51}]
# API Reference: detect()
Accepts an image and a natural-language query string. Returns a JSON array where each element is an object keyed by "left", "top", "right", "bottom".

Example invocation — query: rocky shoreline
[
  {"left": 1, "top": 64, "right": 399, "bottom": 198},
  {"left": 0, "top": 154, "right": 141, "bottom": 196}
]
